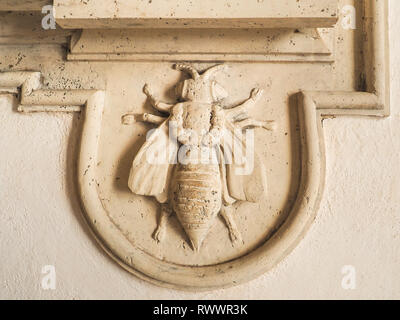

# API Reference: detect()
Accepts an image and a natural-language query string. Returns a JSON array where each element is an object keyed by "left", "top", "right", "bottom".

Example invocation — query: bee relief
[{"left": 122, "top": 64, "right": 276, "bottom": 251}]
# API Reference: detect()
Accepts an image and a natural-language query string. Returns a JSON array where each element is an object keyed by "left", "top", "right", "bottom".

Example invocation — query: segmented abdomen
[{"left": 171, "top": 163, "right": 221, "bottom": 250}]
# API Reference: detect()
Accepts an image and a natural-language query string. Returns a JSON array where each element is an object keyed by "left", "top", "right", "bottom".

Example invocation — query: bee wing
[
  {"left": 220, "top": 120, "right": 267, "bottom": 203},
  {"left": 128, "top": 119, "right": 177, "bottom": 200}
]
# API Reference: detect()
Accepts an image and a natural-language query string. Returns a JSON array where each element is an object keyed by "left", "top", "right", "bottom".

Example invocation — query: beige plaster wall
[{"left": 0, "top": 1, "right": 399, "bottom": 299}]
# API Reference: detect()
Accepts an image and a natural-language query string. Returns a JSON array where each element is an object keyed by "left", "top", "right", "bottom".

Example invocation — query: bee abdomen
[{"left": 172, "top": 165, "right": 222, "bottom": 250}]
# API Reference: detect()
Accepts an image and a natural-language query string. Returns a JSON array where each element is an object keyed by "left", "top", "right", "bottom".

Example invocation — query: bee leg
[
  {"left": 122, "top": 113, "right": 167, "bottom": 125},
  {"left": 152, "top": 204, "right": 173, "bottom": 243},
  {"left": 143, "top": 84, "right": 174, "bottom": 113},
  {"left": 137, "top": 113, "right": 167, "bottom": 125},
  {"left": 220, "top": 205, "right": 243, "bottom": 246},
  {"left": 225, "top": 88, "right": 264, "bottom": 121}
]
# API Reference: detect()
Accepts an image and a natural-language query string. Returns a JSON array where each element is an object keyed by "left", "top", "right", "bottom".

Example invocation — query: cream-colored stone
[
  {"left": 68, "top": 28, "right": 334, "bottom": 62},
  {"left": 123, "top": 64, "right": 273, "bottom": 251},
  {"left": 0, "top": 0, "right": 50, "bottom": 11},
  {"left": 0, "top": 0, "right": 398, "bottom": 296},
  {"left": 54, "top": 0, "right": 338, "bottom": 29}
]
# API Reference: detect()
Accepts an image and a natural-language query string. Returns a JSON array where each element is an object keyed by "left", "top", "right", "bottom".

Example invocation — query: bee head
[{"left": 174, "top": 64, "right": 228, "bottom": 103}]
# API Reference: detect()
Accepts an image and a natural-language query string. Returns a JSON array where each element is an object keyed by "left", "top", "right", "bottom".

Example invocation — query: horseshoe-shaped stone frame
[{"left": 0, "top": 0, "right": 389, "bottom": 290}]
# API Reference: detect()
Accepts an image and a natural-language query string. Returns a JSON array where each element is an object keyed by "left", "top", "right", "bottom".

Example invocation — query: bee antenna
[{"left": 173, "top": 64, "right": 200, "bottom": 79}]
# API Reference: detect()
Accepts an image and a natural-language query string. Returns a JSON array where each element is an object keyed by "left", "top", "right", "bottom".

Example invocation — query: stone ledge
[{"left": 54, "top": 0, "right": 338, "bottom": 29}]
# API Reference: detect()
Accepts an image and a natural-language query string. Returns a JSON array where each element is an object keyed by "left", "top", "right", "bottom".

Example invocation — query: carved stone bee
[{"left": 122, "top": 64, "right": 276, "bottom": 251}]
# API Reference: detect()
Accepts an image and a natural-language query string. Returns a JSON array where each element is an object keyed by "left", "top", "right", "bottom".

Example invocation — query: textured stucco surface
[{"left": 1, "top": 1, "right": 399, "bottom": 299}]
